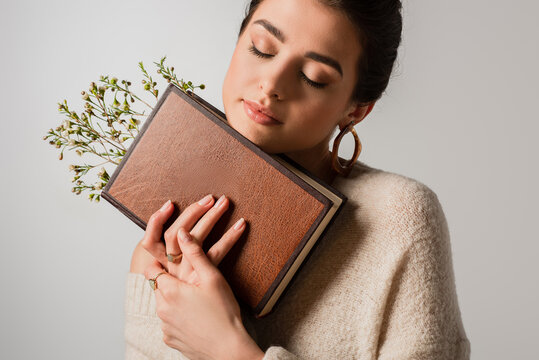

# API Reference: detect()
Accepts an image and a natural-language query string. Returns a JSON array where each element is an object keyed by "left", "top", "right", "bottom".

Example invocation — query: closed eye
[
  {"left": 248, "top": 44, "right": 273, "bottom": 59},
  {"left": 299, "top": 72, "right": 327, "bottom": 89},
  {"left": 248, "top": 43, "right": 328, "bottom": 89}
]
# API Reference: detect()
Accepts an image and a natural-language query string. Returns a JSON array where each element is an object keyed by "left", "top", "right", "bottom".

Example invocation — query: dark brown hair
[{"left": 238, "top": 0, "right": 403, "bottom": 106}]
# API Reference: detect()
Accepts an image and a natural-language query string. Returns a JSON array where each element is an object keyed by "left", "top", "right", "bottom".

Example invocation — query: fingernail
[
  {"left": 198, "top": 194, "right": 213, "bottom": 206},
  {"left": 214, "top": 195, "right": 225, "bottom": 208},
  {"left": 160, "top": 200, "right": 171, "bottom": 212},
  {"left": 179, "top": 229, "right": 191, "bottom": 243},
  {"left": 234, "top": 217, "right": 245, "bottom": 231}
]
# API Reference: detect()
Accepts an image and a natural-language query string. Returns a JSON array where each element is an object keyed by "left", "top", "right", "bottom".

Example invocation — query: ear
[{"left": 339, "top": 102, "right": 375, "bottom": 129}]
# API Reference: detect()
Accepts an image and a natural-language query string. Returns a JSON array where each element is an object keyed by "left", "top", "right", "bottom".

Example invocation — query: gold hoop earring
[{"left": 331, "top": 121, "right": 362, "bottom": 177}]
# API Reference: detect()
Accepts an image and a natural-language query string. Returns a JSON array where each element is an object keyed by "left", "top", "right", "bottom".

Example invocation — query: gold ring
[
  {"left": 167, "top": 252, "right": 183, "bottom": 263},
  {"left": 148, "top": 271, "right": 167, "bottom": 290}
]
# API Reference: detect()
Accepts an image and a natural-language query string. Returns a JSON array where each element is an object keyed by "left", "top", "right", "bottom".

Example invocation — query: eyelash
[{"left": 247, "top": 44, "right": 327, "bottom": 89}]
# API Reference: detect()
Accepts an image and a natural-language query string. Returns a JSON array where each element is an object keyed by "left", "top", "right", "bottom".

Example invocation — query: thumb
[{"left": 177, "top": 227, "right": 216, "bottom": 281}]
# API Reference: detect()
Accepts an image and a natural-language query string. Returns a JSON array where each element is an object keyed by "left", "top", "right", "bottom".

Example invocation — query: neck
[{"left": 283, "top": 141, "right": 338, "bottom": 185}]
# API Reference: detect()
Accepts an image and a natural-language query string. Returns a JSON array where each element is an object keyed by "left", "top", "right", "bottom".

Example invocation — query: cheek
[
  {"left": 223, "top": 52, "right": 257, "bottom": 116},
  {"left": 223, "top": 54, "right": 241, "bottom": 98},
  {"left": 223, "top": 54, "right": 244, "bottom": 120},
  {"left": 224, "top": 46, "right": 256, "bottom": 90},
  {"left": 291, "top": 99, "right": 341, "bottom": 137},
  {"left": 285, "top": 94, "right": 348, "bottom": 151}
]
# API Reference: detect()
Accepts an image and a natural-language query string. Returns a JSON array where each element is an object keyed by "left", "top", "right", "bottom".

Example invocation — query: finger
[
  {"left": 141, "top": 200, "right": 174, "bottom": 267},
  {"left": 165, "top": 229, "right": 182, "bottom": 266},
  {"left": 177, "top": 228, "right": 217, "bottom": 282},
  {"left": 144, "top": 258, "right": 166, "bottom": 280},
  {"left": 189, "top": 195, "right": 230, "bottom": 245},
  {"left": 176, "top": 195, "right": 229, "bottom": 278},
  {"left": 206, "top": 217, "right": 246, "bottom": 266},
  {"left": 144, "top": 259, "right": 179, "bottom": 296},
  {"left": 164, "top": 194, "right": 215, "bottom": 245}
]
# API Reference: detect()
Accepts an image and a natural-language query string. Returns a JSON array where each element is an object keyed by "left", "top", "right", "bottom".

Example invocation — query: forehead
[{"left": 250, "top": 0, "right": 362, "bottom": 69}]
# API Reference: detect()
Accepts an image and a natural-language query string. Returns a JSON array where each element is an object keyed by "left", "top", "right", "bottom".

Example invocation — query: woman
[{"left": 126, "top": 0, "right": 471, "bottom": 359}]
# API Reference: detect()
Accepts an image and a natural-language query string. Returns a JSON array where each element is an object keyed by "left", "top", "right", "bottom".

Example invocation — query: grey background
[{"left": 1, "top": 0, "right": 537, "bottom": 358}]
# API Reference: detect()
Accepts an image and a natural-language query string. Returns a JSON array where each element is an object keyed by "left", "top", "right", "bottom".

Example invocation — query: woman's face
[{"left": 222, "top": 0, "right": 362, "bottom": 154}]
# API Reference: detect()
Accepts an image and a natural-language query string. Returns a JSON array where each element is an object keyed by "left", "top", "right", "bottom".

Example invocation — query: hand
[
  {"left": 145, "top": 234, "right": 263, "bottom": 360},
  {"left": 141, "top": 194, "right": 243, "bottom": 285},
  {"left": 141, "top": 195, "right": 264, "bottom": 360}
]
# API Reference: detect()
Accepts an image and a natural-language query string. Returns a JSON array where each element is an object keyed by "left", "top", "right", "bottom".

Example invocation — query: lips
[{"left": 243, "top": 99, "right": 282, "bottom": 124}]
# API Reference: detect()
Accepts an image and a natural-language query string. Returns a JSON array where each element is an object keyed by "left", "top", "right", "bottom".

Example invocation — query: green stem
[{"left": 114, "top": 84, "right": 154, "bottom": 109}]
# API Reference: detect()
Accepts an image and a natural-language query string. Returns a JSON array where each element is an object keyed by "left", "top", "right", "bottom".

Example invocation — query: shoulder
[
  {"left": 334, "top": 160, "right": 449, "bottom": 251},
  {"left": 340, "top": 160, "right": 440, "bottom": 202},
  {"left": 337, "top": 160, "right": 444, "bottom": 215}
]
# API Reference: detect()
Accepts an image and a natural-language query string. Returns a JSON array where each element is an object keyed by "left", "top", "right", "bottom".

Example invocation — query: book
[{"left": 101, "top": 82, "right": 347, "bottom": 318}]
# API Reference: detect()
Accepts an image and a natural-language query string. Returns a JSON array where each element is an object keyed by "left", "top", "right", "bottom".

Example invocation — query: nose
[
  {"left": 259, "top": 64, "right": 289, "bottom": 101},
  {"left": 259, "top": 78, "right": 282, "bottom": 101}
]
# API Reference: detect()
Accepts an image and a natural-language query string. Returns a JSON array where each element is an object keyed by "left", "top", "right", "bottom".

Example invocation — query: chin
[
  {"left": 240, "top": 124, "right": 284, "bottom": 154},
  {"left": 225, "top": 98, "right": 291, "bottom": 155}
]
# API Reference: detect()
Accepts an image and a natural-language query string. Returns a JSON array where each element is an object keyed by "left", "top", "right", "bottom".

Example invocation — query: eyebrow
[{"left": 253, "top": 19, "right": 343, "bottom": 77}]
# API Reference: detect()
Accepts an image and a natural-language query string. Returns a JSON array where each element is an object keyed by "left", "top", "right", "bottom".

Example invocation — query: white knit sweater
[{"left": 124, "top": 161, "right": 471, "bottom": 359}]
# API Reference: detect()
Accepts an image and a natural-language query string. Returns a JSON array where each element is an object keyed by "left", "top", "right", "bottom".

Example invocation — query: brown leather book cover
[{"left": 101, "top": 83, "right": 347, "bottom": 318}]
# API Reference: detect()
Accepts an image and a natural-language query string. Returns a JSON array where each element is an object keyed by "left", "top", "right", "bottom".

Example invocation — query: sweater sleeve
[
  {"left": 262, "top": 346, "right": 299, "bottom": 360},
  {"left": 376, "top": 184, "right": 471, "bottom": 359}
]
